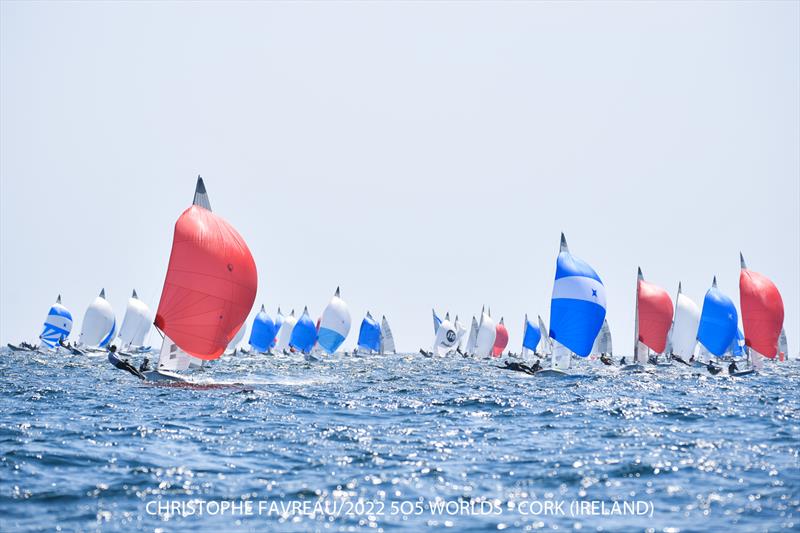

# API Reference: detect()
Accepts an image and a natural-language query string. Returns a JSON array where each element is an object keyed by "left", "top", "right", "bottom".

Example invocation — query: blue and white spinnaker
[
  {"left": 697, "top": 277, "right": 738, "bottom": 357},
  {"left": 289, "top": 307, "right": 317, "bottom": 354},
  {"left": 249, "top": 305, "right": 276, "bottom": 353},
  {"left": 358, "top": 311, "right": 381, "bottom": 353},
  {"left": 521, "top": 314, "right": 541, "bottom": 357},
  {"left": 79, "top": 289, "right": 116, "bottom": 349},
  {"left": 39, "top": 295, "right": 73, "bottom": 350},
  {"left": 549, "top": 233, "right": 607, "bottom": 359},
  {"left": 318, "top": 287, "right": 351, "bottom": 354}
]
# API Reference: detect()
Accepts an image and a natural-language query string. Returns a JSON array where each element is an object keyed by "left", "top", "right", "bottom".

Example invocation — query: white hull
[
  {"left": 536, "top": 368, "right": 570, "bottom": 377},
  {"left": 142, "top": 370, "right": 190, "bottom": 383},
  {"left": 620, "top": 364, "right": 645, "bottom": 372}
]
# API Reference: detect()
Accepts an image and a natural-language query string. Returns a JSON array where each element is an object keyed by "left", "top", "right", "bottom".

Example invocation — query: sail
[
  {"left": 432, "top": 314, "right": 459, "bottom": 356},
  {"left": 591, "top": 319, "right": 612, "bottom": 355},
  {"left": 537, "top": 316, "right": 552, "bottom": 355},
  {"left": 39, "top": 295, "right": 73, "bottom": 349},
  {"left": 227, "top": 323, "right": 246, "bottom": 350},
  {"left": 154, "top": 177, "right": 258, "bottom": 360},
  {"left": 453, "top": 315, "right": 467, "bottom": 351},
  {"left": 465, "top": 316, "right": 478, "bottom": 354},
  {"left": 248, "top": 305, "right": 275, "bottom": 353},
  {"left": 289, "top": 307, "right": 317, "bottom": 353},
  {"left": 474, "top": 311, "right": 496, "bottom": 357},
  {"left": 549, "top": 233, "right": 607, "bottom": 357},
  {"left": 697, "top": 277, "right": 738, "bottom": 357},
  {"left": 357, "top": 312, "right": 381, "bottom": 352},
  {"left": 730, "top": 327, "right": 745, "bottom": 357},
  {"left": 79, "top": 289, "right": 116, "bottom": 348},
  {"left": 272, "top": 307, "right": 284, "bottom": 348},
  {"left": 379, "top": 315, "right": 396, "bottom": 354},
  {"left": 318, "top": 287, "right": 351, "bottom": 354},
  {"left": 275, "top": 310, "right": 297, "bottom": 351},
  {"left": 739, "top": 254, "right": 784, "bottom": 358},
  {"left": 432, "top": 309, "right": 442, "bottom": 334},
  {"left": 492, "top": 317, "right": 509, "bottom": 357},
  {"left": 636, "top": 268, "right": 674, "bottom": 354},
  {"left": 778, "top": 328, "right": 788, "bottom": 360},
  {"left": 552, "top": 341, "right": 572, "bottom": 371},
  {"left": 670, "top": 283, "right": 701, "bottom": 358},
  {"left": 157, "top": 335, "right": 196, "bottom": 372},
  {"left": 522, "top": 314, "right": 541, "bottom": 353},
  {"left": 117, "top": 290, "right": 152, "bottom": 349}
]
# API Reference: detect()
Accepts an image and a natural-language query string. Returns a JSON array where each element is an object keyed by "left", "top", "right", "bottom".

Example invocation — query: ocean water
[{"left": 0, "top": 347, "right": 797, "bottom": 532}]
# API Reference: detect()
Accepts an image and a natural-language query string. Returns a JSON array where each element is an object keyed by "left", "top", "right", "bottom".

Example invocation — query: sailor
[
  {"left": 139, "top": 357, "right": 150, "bottom": 372},
  {"left": 728, "top": 360, "right": 738, "bottom": 375},
  {"left": 706, "top": 360, "right": 721, "bottom": 375},
  {"left": 599, "top": 353, "right": 613, "bottom": 366},
  {"left": 530, "top": 359, "right": 542, "bottom": 372},
  {"left": 107, "top": 345, "right": 145, "bottom": 379},
  {"left": 620, "top": 356, "right": 627, "bottom": 365}
]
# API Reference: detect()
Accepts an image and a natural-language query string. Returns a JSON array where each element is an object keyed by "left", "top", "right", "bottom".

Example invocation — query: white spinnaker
[
  {"left": 465, "top": 316, "right": 478, "bottom": 354},
  {"left": 117, "top": 291, "right": 151, "bottom": 348},
  {"left": 474, "top": 312, "right": 496, "bottom": 357},
  {"left": 157, "top": 335, "right": 197, "bottom": 372},
  {"left": 538, "top": 316, "right": 552, "bottom": 356},
  {"left": 79, "top": 292, "right": 115, "bottom": 347},
  {"left": 551, "top": 341, "right": 572, "bottom": 371},
  {"left": 380, "top": 316, "right": 396, "bottom": 354},
  {"left": 227, "top": 323, "right": 246, "bottom": 350},
  {"left": 275, "top": 311, "right": 297, "bottom": 351},
  {"left": 454, "top": 316, "right": 467, "bottom": 351},
  {"left": 432, "top": 318, "right": 459, "bottom": 357},
  {"left": 670, "top": 288, "right": 701, "bottom": 359}
]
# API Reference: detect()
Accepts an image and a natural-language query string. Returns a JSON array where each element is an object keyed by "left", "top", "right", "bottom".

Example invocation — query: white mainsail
[
  {"left": 79, "top": 289, "right": 116, "bottom": 348},
  {"left": 157, "top": 335, "right": 197, "bottom": 372},
  {"left": 379, "top": 315, "right": 396, "bottom": 354},
  {"left": 473, "top": 311, "right": 496, "bottom": 357},
  {"left": 116, "top": 289, "right": 151, "bottom": 349},
  {"left": 454, "top": 315, "right": 467, "bottom": 351},
  {"left": 275, "top": 310, "right": 297, "bottom": 351},
  {"left": 537, "top": 315, "right": 552, "bottom": 356},
  {"left": 591, "top": 319, "right": 612, "bottom": 355},
  {"left": 551, "top": 341, "right": 572, "bottom": 371},
  {"left": 670, "top": 283, "right": 701, "bottom": 360},
  {"left": 465, "top": 316, "right": 478, "bottom": 354}
]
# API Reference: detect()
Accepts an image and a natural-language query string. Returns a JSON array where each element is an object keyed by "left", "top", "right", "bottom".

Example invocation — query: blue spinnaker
[
  {"left": 522, "top": 315, "right": 541, "bottom": 352},
  {"left": 697, "top": 278, "right": 738, "bottom": 357},
  {"left": 289, "top": 307, "right": 317, "bottom": 353},
  {"left": 249, "top": 305, "right": 275, "bottom": 353},
  {"left": 358, "top": 312, "right": 381, "bottom": 352}
]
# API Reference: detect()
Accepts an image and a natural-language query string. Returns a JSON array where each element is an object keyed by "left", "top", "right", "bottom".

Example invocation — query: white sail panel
[
  {"left": 432, "top": 316, "right": 458, "bottom": 357},
  {"left": 552, "top": 341, "right": 572, "bottom": 371},
  {"left": 227, "top": 323, "right": 246, "bottom": 350},
  {"left": 474, "top": 312, "right": 496, "bottom": 357},
  {"left": 275, "top": 311, "right": 297, "bottom": 351},
  {"left": 465, "top": 316, "right": 478, "bottom": 354},
  {"left": 380, "top": 315, "right": 396, "bottom": 354},
  {"left": 318, "top": 288, "right": 351, "bottom": 354},
  {"left": 79, "top": 290, "right": 116, "bottom": 348},
  {"left": 157, "top": 335, "right": 196, "bottom": 372},
  {"left": 671, "top": 289, "right": 701, "bottom": 359},
  {"left": 117, "top": 291, "right": 152, "bottom": 348}
]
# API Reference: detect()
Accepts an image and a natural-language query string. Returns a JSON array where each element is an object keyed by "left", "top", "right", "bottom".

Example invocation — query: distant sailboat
[
  {"left": 697, "top": 277, "right": 738, "bottom": 357},
  {"left": 275, "top": 310, "right": 297, "bottom": 352},
  {"left": 80, "top": 289, "right": 116, "bottom": 351},
  {"left": 629, "top": 268, "right": 673, "bottom": 370},
  {"left": 379, "top": 315, "right": 396, "bottom": 354},
  {"left": 778, "top": 328, "right": 788, "bottom": 361},
  {"left": 289, "top": 307, "right": 317, "bottom": 354},
  {"left": 453, "top": 315, "right": 467, "bottom": 352},
  {"left": 432, "top": 312, "right": 459, "bottom": 357},
  {"left": 521, "top": 314, "right": 541, "bottom": 360},
  {"left": 668, "top": 282, "right": 701, "bottom": 364},
  {"left": 590, "top": 319, "right": 613, "bottom": 357},
  {"left": 248, "top": 305, "right": 276, "bottom": 353},
  {"left": 114, "top": 177, "right": 258, "bottom": 382},
  {"left": 318, "top": 287, "right": 351, "bottom": 354},
  {"left": 492, "top": 317, "right": 509, "bottom": 357},
  {"left": 357, "top": 311, "right": 381, "bottom": 354},
  {"left": 465, "top": 316, "right": 479, "bottom": 355},
  {"left": 115, "top": 290, "right": 152, "bottom": 352},
  {"left": 543, "top": 233, "right": 606, "bottom": 376},
  {"left": 473, "top": 309, "right": 496, "bottom": 358},
  {"left": 273, "top": 307, "right": 284, "bottom": 349},
  {"left": 739, "top": 253, "right": 784, "bottom": 365},
  {"left": 226, "top": 323, "right": 246, "bottom": 355},
  {"left": 537, "top": 316, "right": 552, "bottom": 356},
  {"left": 39, "top": 295, "right": 73, "bottom": 350}
]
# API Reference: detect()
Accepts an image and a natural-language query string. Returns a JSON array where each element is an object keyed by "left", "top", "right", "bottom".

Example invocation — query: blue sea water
[{"left": 0, "top": 348, "right": 797, "bottom": 532}]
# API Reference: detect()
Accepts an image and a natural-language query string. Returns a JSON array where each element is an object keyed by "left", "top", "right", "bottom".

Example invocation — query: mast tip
[
  {"left": 99, "top": 288, "right": 105, "bottom": 298},
  {"left": 739, "top": 252, "right": 747, "bottom": 269},
  {"left": 193, "top": 176, "right": 212, "bottom": 210},
  {"left": 637, "top": 266, "right": 643, "bottom": 279},
  {"left": 559, "top": 232, "right": 569, "bottom": 252}
]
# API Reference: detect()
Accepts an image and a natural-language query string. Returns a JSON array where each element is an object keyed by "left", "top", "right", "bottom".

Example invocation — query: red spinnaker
[
  {"left": 155, "top": 203, "right": 258, "bottom": 360},
  {"left": 492, "top": 321, "right": 509, "bottom": 357},
  {"left": 740, "top": 267, "right": 783, "bottom": 358},
  {"left": 637, "top": 278, "right": 673, "bottom": 353}
]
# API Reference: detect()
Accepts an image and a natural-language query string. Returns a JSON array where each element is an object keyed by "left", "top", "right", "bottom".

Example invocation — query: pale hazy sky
[{"left": 1, "top": 1, "right": 798, "bottom": 354}]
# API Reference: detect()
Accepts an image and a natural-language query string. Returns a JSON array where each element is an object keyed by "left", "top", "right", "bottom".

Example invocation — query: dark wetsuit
[
  {"left": 728, "top": 361, "right": 738, "bottom": 375},
  {"left": 108, "top": 348, "right": 145, "bottom": 379},
  {"left": 501, "top": 360, "right": 539, "bottom": 375},
  {"left": 600, "top": 354, "right": 613, "bottom": 366},
  {"left": 706, "top": 361, "right": 721, "bottom": 375},
  {"left": 620, "top": 357, "right": 627, "bottom": 366}
]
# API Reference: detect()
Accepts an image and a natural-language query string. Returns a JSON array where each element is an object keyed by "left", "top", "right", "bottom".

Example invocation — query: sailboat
[
  {"left": 453, "top": 315, "right": 467, "bottom": 353},
  {"left": 34, "top": 295, "right": 73, "bottom": 352},
  {"left": 473, "top": 309, "right": 496, "bottom": 358},
  {"left": 778, "top": 328, "right": 788, "bottom": 361},
  {"left": 521, "top": 314, "right": 542, "bottom": 361},
  {"left": 492, "top": 317, "right": 509, "bottom": 357},
  {"left": 318, "top": 287, "right": 351, "bottom": 354},
  {"left": 225, "top": 323, "right": 247, "bottom": 355},
  {"left": 540, "top": 233, "right": 606, "bottom": 377},
  {"left": 248, "top": 305, "right": 276, "bottom": 353},
  {"left": 431, "top": 312, "right": 459, "bottom": 357},
  {"left": 464, "top": 316, "right": 479, "bottom": 356},
  {"left": 626, "top": 268, "right": 673, "bottom": 371},
  {"left": 379, "top": 315, "right": 396, "bottom": 354},
  {"left": 289, "top": 307, "right": 317, "bottom": 355},
  {"left": 696, "top": 277, "right": 738, "bottom": 372},
  {"left": 110, "top": 177, "right": 258, "bottom": 382},
  {"left": 739, "top": 253, "right": 784, "bottom": 368},
  {"left": 590, "top": 319, "right": 613, "bottom": 360},
  {"left": 537, "top": 315, "right": 552, "bottom": 357},
  {"left": 666, "top": 282, "right": 701, "bottom": 366},
  {"left": 114, "top": 290, "right": 152, "bottom": 353},
  {"left": 79, "top": 289, "right": 116, "bottom": 353},
  {"left": 275, "top": 310, "right": 297, "bottom": 352},
  {"left": 357, "top": 311, "right": 381, "bottom": 355}
]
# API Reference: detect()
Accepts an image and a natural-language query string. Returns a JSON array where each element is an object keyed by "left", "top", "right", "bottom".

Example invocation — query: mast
[{"left": 634, "top": 267, "right": 642, "bottom": 364}]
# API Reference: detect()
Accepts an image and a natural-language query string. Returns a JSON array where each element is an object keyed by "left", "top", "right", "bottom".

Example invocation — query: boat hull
[
  {"left": 536, "top": 369, "right": 570, "bottom": 377},
  {"left": 620, "top": 364, "right": 645, "bottom": 372}
]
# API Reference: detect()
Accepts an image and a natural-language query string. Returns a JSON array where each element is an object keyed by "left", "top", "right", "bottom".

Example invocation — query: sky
[{"left": 1, "top": 1, "right": 798, "bottom": 355}]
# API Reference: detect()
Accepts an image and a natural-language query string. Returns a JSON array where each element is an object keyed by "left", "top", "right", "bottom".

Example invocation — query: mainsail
[
  {"left": 465, "top": 316, "right": 478, "bottom": 354},
  {"left": 432, "top": 313, "right": 458, "bottom": 357},
  {"left": 549, "top": 233, "right": 606, "bottom": 358},
  {"left": 739, "top": 253, "right": 784, "bottom": 359},
  {"left": 289, "top": 307, "right": 317, "bottom": 354},
  {"left": 358, "top": 311, "right": 381, "bottom": 353},
  {"left": 248, "top": 305, "right": 276, "bottom": 353},
  {"left": 273, "top": 307, "right": 284, "bottom": 348},
  {"left": 117, "top": 289, "right": 152, "bottom": 349},
  {"left": 492, "top": 317, "right": 509, "bottom": 357},
  {"left": 537, "top": 316, "right": 552, "bottom": 356},
  {"left": 697, "top": 277, "right": 738, "bottom": 357},
  {"left": 154, "top": 177, "right": 258, "bottom": 360},
  {"left": 318, "top": 287, "right": 351, "bottom": 354},
  {"left": 454, "top": 315, "right": 467, "bottom": 351},
  {"left": 157, "top": 335, "right": 195, "bottom": 372},
  {"left": 669, "top": 283, "right": 701, "bottom": 359},
  {"left": 521, "top": 314, "right": 541, "bottom": 356},
  {"left": 39, "top": 295, "right": 73, "bottom": 349},
  {"left": 79, "top": 289, "right": 116, "bottom": 348},
  {"left": 591, "top": 319, "right": 612, "bottom": 355},
  {"left": 379, "top": 315, "right": 396, "bottom": 354},
  {"left": 473, "top": 310, "right": 496, "bottom": 357},
  {"left": 634, "top": 268, "right": 673, "bottom": 362}
]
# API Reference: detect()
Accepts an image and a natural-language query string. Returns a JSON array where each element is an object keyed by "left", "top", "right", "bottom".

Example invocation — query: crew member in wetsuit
[
  {"left": 728, "top": 360, "right": 738, "bottom": 375},
  {"left": 108, "top": 345, "right": 145, "bottom": 379},
  {"left": 620, "top": 356, "right": 627, "bottom": 365},
  {"left": 599, "top": 353, "right": 613, "bottom": 366},
  {"left": 706, "top": 360, "right": 721, "bottom": 375},
  {"left": 139, "top": 357, "right": 150, "bottom": 372},
  {"left": 531, "top": 359, "right": 542, "bottom": 372}
]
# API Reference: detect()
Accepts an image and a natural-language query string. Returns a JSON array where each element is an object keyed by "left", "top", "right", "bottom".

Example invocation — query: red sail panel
[
  {"left": 740, "top": 269, "right": 783, "bottom": 358},
  {"left": 637, "top": 279, "right": 673, "bottom": 353},
  {"left": 492, "top": 322, "right": 509, "bottom": 357},
  {"left": 155, "top": 205, "right": 258, "bottom": 360}
]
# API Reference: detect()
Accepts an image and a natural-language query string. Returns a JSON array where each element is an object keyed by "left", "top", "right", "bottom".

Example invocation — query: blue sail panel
[
  {"left": 731, "top": 327, "right": 745, "bottom": 357},
  {"left": 522, "top": 317, "right": 541, "bottom": 351},
  {"left": 98, "top": 319, "right": 116, "bottom": 348},
  {"left": 40, "top": 303, "right": 73, "bottom": 348},
  {"left": 697, "top": 286, "right": 738, "bottom": 357},
  {"left": 549, "top": 251, "right": 607, "bottom": 357},
  {"left": 249, "top": 308, "right": 275, "bottom": 353},
  {"left": 289, "top": 310, "right": 317, "bottom": 353},
  {"left": 318, "top": 328, "right": 345, "bottom": 354},
  {"left": 358, "top": 314, "right": 381, "bottom": 352}
]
